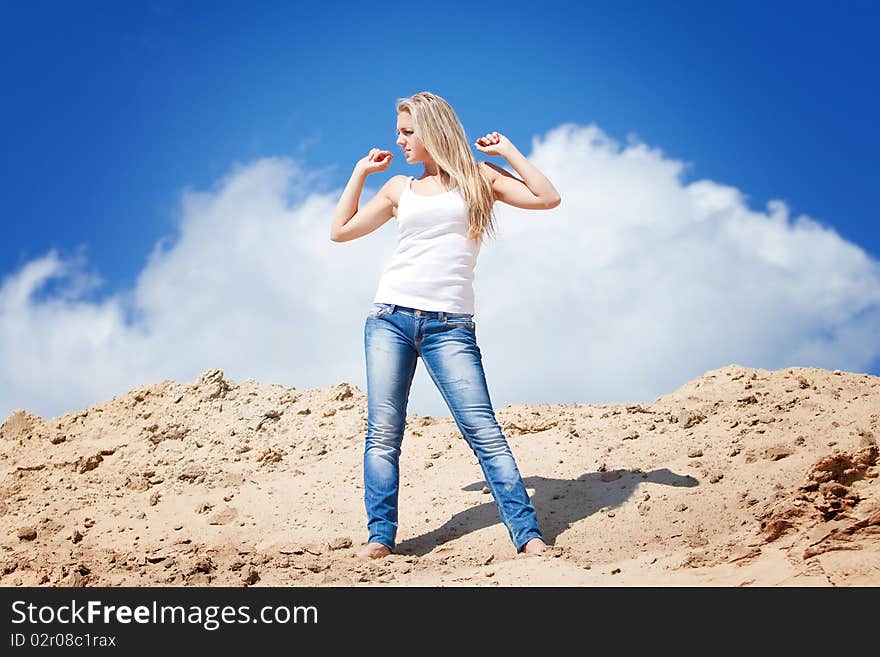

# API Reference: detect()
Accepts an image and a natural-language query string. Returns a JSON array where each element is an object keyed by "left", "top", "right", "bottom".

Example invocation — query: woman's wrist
[{"left": 499, "top": 143, "right": 520, "bottom": 162}]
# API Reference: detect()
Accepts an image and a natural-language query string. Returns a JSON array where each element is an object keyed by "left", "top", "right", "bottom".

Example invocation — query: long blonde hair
[{"left": 396, "top": 91, "right": 497, "bottom": 244}]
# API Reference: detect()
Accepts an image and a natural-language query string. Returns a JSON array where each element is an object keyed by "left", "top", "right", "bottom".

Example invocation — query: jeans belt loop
[
  {"left": 389, "top": 304, "right": 396, "bottom": 314},
  {"left": 439, "top": 311, "right": 446, "bottom": 322}
]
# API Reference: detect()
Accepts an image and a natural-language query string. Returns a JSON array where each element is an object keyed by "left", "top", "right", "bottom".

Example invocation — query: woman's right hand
[{"left": 356, "top": 148, "right": 393, "bottom": 175}]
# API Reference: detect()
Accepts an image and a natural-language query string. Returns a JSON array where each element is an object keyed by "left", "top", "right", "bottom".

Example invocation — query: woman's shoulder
[
  {"left": 478, "top": 161, "right": 502, "bottom": 180},
  {"left": 382, "top": 174, "right": 411, "bottom": 207}
]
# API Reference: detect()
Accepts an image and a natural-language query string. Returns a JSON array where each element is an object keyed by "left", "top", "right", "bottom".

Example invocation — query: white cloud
[{"left": 2, "top": 122, "right": 879, "bottom": 421}]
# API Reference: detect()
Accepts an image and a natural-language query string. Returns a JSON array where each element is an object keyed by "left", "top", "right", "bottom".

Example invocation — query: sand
[{"left": 1, "top": 364, "right": 877, "bottom": 587}]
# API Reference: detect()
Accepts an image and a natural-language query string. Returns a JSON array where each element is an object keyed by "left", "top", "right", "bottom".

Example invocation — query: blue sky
[{"left": 2, "top": 0, "right": 879, "bottom": 419}]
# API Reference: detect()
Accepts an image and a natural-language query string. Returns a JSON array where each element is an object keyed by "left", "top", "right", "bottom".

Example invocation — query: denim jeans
[{"left": 363, "top": 302, "right": 544, "bottom": 553}]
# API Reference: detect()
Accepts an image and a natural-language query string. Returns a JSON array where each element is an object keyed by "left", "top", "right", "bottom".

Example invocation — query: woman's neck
[{"left": 421, "top": 167, "right": 452, "bottom": 186}]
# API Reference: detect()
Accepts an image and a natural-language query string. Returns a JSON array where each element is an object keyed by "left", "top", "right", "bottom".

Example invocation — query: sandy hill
[{"left": 1, "top": 364, "right": 877, "bottom": 587}]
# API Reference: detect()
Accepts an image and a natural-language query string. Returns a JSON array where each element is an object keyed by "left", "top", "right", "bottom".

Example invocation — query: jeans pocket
[
  {"left": 443, "top": 315, "right": 475, "bottom": 330},
  {"left": 367, "top": 303, "right": 391, "bottom": 319}
]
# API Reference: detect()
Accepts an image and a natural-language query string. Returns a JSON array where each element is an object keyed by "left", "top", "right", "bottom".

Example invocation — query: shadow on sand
[{"left": 393, "top": 467, "right": 699, "bottom": 556}]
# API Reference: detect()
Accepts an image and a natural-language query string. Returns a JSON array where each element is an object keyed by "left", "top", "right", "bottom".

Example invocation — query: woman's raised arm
[
  {"left": 330, "top": 149, "right": 397, "bottom": 242},
  {"left": 476, "top": 132, "right": 561, "bottom": 210}
]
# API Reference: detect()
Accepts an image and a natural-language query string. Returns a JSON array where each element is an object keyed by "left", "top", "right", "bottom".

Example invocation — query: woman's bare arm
[
  {"left": 330, "top": 173, "right": 401, "bottom": 243},
  {"left": 476, "top": 132, "right": 561, "bottom": 210},
  {"left": 330, "top": 149, "right": 397, "bottom": 242}
]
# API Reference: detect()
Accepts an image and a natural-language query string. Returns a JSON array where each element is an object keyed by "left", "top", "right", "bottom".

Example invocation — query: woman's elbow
[{"left": 330, "top": 221, "right": 352, "bottom": 242}]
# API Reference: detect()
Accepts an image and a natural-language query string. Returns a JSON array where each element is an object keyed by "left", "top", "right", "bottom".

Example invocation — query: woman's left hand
[{"left": 474, "top": 131, "right": 514, "bottom": 157}]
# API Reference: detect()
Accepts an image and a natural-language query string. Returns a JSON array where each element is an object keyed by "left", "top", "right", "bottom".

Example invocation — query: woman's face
[{"left": 396, "top": 111, "right": 427, "bottom": 163}]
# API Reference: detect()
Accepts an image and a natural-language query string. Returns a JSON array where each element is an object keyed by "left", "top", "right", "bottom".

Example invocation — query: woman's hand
[
  {"left": 474, "top": 131, "right": 514, "bottom": 158},
  {"left": 356, "top": 148, "right": 393, "bottom": 175}
]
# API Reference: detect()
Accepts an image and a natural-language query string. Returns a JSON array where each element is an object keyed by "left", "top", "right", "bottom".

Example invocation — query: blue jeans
[{"left": 363, "top": 302, "right": 544, "bottom": 553}]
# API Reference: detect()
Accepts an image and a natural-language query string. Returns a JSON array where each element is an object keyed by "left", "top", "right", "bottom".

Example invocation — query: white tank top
[{"left": 373, "top": 175, "right": 482, "bottom": 314}]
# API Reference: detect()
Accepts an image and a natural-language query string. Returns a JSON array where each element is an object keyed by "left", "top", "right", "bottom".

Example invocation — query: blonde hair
[{"left": 396, "top": 91, "right": 497, "bottom": 244}]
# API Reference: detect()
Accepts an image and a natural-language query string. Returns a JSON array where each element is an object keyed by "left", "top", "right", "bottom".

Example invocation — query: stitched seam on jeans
[{"left": 421, "top": 362, "right": 514, "bottom": 530}]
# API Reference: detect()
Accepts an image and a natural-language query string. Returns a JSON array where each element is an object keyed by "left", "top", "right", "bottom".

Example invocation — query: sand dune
[{"left": 1, "top": 364, "right": 877, "bottom": 586}]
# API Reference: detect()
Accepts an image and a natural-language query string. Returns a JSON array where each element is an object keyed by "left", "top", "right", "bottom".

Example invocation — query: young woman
[{"left": 330, "top": 91, "right": 561, "bottom": 559}]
